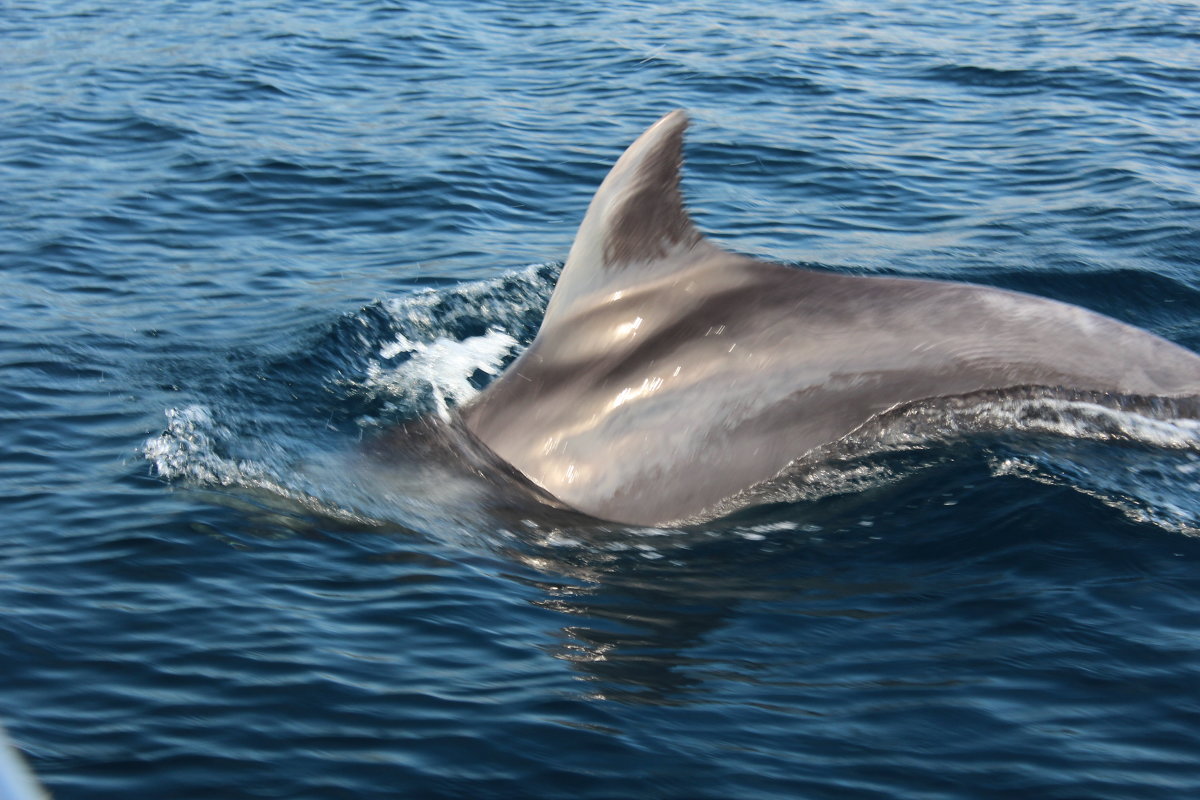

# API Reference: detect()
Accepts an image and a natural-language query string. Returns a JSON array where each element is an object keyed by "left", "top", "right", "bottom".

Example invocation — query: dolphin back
[{"left": 463, "top": 112, "right": 1200, "bottom": 525}]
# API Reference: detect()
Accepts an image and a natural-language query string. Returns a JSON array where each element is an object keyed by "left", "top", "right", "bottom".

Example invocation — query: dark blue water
[{"left": 5, "top": 1, "right": 1200, "bottom": 797}]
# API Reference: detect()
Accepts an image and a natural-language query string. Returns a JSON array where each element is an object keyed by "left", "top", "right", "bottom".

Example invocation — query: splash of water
[{"left": 146, "top": 266, "right": 1200, "bottom": 539}]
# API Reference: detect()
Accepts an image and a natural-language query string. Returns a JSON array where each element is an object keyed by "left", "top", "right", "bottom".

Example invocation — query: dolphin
[{"left": 456, "top": 110, "right": 1200, "bottom": 526}]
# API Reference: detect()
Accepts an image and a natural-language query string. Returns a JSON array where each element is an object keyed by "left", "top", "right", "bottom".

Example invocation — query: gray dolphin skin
[{"left": 461, "top": 110, "right": 1200, "bottom": 526}]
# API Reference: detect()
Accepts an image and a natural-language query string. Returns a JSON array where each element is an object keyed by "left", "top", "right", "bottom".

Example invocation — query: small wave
[
  {"left": 921, "top": 64, "right": 1050, "bottom": 90},
  {"left": 853, "top": 389, "right": 1200, "bottom": 452},
  {"left": 703, "top": 388, "right": 1200, "bottom": 533},
  {"left": 142, "top": 404, "right": 378, "bottom": 526},
  {"left": 143, "top": 265, "right": 560, "bottom": 534},
  {"left": 321, "top": 263, "right": 554, "bottom": 421},
  {"left": 989, "top": 444, "right": 1200, "bottom": 536},
  {"left": 91, "top": 111, "right": 191, "bottom": 144}
]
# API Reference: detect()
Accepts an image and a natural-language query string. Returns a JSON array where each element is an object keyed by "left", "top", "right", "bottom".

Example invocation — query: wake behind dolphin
[{"left": 450, "top": 110, "right": 1200, "bottom": 526}]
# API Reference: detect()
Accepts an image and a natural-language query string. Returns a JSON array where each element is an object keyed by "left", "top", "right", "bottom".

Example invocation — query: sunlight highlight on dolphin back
[
  {"left": 460, "top": 110, "right": 1200, "bottom": 526},
  {"left": 609, "top": 376, "right": 665, "bottom": 410}
]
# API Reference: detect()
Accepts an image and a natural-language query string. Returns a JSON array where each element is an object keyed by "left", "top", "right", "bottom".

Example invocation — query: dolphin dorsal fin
[{"left": 540, "top": 110, "right": 714, "bottom": 327}]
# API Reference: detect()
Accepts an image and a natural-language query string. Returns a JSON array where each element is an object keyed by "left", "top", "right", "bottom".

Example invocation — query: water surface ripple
[{"left": 3, "top": 1, "right": 1200, "bottom": 798}]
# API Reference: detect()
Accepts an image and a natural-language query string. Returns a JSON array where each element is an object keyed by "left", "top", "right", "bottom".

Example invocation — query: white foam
[
  {"left": 362, "top": 328, "right": 518, "bottom": 421},
  {"left": 143, "top": 404, "right": 231, "bottom": 484},
  {"left": 143, "top": 404, "right": 377, "bottom": 525},
  {"left": 696, "top": 390, "right": 1200, "bottom": 529}
]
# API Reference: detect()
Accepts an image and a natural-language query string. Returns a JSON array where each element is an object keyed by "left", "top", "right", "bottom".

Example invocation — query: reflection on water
[{"left": 493, "top": 471, "right": 958, "bottom": 705}]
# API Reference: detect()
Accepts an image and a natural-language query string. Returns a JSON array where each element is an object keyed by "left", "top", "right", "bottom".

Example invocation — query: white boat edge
[{"left": 0, "top": 723, "right": 47, "bottom": 800}]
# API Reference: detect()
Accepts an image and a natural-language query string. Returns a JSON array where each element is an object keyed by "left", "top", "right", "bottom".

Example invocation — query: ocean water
[{"left": 4, "top": 0, "right": 1200, "bottom": 797}]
